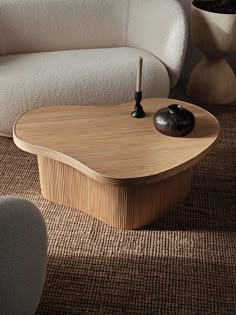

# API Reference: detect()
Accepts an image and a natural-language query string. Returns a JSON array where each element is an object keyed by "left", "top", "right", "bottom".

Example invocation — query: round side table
[{"left": 187, "top": 0, "right": 236, "bottom": 105}]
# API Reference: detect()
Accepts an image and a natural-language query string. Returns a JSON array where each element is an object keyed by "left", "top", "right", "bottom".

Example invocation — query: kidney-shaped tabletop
[{"left": 13, "top": 98, "right": 220, "bottom": 186}]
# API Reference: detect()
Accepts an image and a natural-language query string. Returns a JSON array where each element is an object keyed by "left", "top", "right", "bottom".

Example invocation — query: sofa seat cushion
[{"left": 0, "top": 47, "right": 169, "bottom": 137}]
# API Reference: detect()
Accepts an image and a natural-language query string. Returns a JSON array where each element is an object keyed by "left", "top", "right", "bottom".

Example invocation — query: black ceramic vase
[{"left": 153, "top": 104, "right": 195, "bottom": 137}]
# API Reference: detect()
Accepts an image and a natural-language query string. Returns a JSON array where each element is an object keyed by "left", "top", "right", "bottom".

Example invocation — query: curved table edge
[{"left": 13, "top": 102, "right": 220, "bottom": 187}]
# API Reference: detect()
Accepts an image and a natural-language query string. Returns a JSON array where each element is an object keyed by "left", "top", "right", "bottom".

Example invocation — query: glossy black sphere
[{"left": 153, "top": 104, "right": 195, "bottom": 137}]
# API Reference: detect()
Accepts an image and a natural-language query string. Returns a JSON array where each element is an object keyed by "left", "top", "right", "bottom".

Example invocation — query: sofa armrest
[{"left": 127, "top": 0, "right": 188, "bottom": 88}]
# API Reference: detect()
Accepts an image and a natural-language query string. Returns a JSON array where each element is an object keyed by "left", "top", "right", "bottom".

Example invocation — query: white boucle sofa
[{"left": 0, "top": 0, "right": 188, "bottom": 137}]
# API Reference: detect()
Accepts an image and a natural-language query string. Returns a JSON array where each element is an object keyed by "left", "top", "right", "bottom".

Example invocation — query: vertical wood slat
[{"left": 38, "top": 156, "right": 192, "bottom": 229}]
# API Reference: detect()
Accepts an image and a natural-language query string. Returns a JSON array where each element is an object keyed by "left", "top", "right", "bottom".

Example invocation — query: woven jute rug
[{"left": 0, "top": 103, "right": 236, "bottom": 314}]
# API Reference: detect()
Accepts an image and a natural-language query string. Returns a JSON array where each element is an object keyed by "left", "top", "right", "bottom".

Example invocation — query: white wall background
[{"left": 178, "top": 0, "right": 236, "bottom": 79}]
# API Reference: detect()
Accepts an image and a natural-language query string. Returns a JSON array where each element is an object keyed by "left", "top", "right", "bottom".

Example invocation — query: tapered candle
[{"left": 136, "top": 57, "right": 143, "bottom": 92}]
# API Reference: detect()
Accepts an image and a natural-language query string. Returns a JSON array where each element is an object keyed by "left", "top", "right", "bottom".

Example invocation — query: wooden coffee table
[{"left": 13, "top": 98, "right": 220, "bottom": 229}]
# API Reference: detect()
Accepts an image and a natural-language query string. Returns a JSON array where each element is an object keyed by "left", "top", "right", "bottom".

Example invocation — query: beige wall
[{"left": 179, "top": 0, "right": 236, "bottom": 79}]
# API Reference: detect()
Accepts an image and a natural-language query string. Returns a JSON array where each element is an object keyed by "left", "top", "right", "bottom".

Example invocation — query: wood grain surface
[
  {"left": 13, "top": 98, "right": 220, "bottom": 186},
  {"left": 38, "top": 156, "right": 192, "bottom": 229}
]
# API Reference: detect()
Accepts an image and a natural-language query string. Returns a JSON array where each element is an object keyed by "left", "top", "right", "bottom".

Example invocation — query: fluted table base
[{"left": 38, "top": 156, "right": 192, "bottom": 230}]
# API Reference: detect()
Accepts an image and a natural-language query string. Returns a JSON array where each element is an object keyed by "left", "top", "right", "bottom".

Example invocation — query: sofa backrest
[
  {"left": 0, "top": 0, "right": 129, "bottom": 55},
  {"left": 0, "top": 0, "right": 187, "bottom": 87}
]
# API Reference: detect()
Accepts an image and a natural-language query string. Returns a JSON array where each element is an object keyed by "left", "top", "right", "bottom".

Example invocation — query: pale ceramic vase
[{"left": 187, "top": 0, "right": 236, "bottom": 105}]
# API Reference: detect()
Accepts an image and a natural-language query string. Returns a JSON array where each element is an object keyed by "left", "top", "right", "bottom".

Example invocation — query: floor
[{"left": 1, "top": 79, "right": 235, "bottom": 314}]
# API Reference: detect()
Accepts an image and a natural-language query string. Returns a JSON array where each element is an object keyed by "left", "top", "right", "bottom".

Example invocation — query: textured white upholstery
[
  {"left": 0, "top": 48, "right": 169, "bottom": 136},
  {"left": 0, "top": 0, "right": 187, "bottom": 137},
  {"left": 0, "top": 196, "right": 47, "bottom": 315},
  {"left": 0, "top": 0, "right": 128, "bottom": 54},
  {"left": 127, "top": 0, "right": 188, "bottom": 87}
]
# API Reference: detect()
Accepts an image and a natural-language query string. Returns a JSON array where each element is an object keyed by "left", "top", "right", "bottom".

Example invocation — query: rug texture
[{"left": 0, "top": 104, "right": 235, "bottom": 314}]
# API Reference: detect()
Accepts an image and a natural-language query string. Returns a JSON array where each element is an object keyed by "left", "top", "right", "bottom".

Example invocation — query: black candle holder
[{"left": 131, "top": 91, "right": 145, "bottom": 118}]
